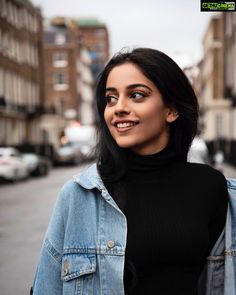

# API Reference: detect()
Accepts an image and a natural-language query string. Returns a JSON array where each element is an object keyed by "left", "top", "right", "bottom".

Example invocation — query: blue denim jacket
[{"left": 31, "top": 164, "right": 236, "bottom": 295}]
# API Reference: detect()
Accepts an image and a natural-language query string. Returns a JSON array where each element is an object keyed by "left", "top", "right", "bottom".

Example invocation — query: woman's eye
[
  {"left": 105, "top": 95, "right": 117, "bottom": 104},
  {"left": 130, "top": 91, "right": 146, "bottom": 99}
]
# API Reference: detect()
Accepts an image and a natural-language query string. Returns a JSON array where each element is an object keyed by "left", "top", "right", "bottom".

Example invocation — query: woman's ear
[{"left": 166, "top": 107, "right": 179, "bottom": 123}]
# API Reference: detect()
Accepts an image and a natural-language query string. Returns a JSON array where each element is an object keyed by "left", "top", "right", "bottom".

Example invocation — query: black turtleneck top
[{"left": 121, "top": 146, "right": 228, "bottom": 295}]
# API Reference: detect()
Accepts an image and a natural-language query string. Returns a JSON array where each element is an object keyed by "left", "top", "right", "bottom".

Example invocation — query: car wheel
[
  {"left": 11, "top": 170, "right": 18, "bottom": 183},
  {"left": 38, "top": 165, "right": 45, "bottom": 176}
]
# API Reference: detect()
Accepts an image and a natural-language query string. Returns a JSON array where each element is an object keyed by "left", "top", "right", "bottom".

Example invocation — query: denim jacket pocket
[{"left": 61, "top": 253, "right": 96, "bottom": 294}]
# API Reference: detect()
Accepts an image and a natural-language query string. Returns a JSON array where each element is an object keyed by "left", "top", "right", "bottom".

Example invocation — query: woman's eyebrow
[
  {"left": 106, "top": 84, "right": 152, "bottom": 93},
  {"left": 127, "top": 84, "right": 152, "bottom": 92},
  {"left": 105, "top": 87, "right": 117, "bottom": 93}
]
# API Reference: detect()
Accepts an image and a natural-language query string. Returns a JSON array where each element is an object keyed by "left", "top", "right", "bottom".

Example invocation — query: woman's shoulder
[
  {"left": 57, "top": 163, "right": 101, "bottom": 200},
  {"left": 59, "top": 163, "right": 96, "bottom": 191},
  {"left": 184, "top": 162, "right": 227, "bottom": 186},
  {"left": 51, "top": 164, "right": 100, "bottom": 219},
  {"left": 59, "top": 178, "right": 81, "bottom": 196}
]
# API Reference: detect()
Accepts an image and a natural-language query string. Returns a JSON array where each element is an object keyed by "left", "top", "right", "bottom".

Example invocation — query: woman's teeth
[{"left": 117, "top": 122, "right": 137, "bottom": 128}]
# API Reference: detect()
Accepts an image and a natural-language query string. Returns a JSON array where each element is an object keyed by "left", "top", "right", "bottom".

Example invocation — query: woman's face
[{"left": 104, "top": 63, "right": 178, "bottom": 155}]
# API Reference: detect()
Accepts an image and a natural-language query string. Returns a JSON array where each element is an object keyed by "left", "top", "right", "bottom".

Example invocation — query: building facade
[
  {"left": 199, "top": 14, "right": 232, "bottom": 160},
  {"left": 77, "top": 47, "right": 95, "bottom": 125},
  {"left": 44, "top": 17, "right": 79, "bottom": 116},
  {"left": 0, "top": 0, "right": 44, "bottom": 149},
  {"left": 42, "top": 17, "right": 109, "bottom": 144},
  {"left": 223, "top": 13, "right": 236, "bottom": 165},
  {"left": 76, "top": 18, "right": 110, "bottom": 79},
  {"left": 43, "top": 17, "right": 80, "bottom": 147}
]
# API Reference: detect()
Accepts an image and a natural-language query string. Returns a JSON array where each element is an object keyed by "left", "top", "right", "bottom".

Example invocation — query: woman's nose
[{"left": 114, "top": 97, "right": 130, "bottom": 116}]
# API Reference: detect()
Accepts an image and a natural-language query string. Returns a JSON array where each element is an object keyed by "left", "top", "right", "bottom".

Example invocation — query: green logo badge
[{"left": 201, "top": 1, "right": 235, "bottom": 11}]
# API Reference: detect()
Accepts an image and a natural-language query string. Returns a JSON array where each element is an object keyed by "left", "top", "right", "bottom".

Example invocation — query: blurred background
[{"left": 0, "top": 0, "right": 236, "bottom": 294}]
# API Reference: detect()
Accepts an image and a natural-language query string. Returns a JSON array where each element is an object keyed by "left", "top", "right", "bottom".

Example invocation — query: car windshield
[
  {"left": 65, "top": 126, "right": 96, "bottom": 146},
  {"left": 0, "top": 148, "right": 19, "bottom": 157},
  {"left": 22, "top": 154, "right": 37, "bottom": 161},
  {"left": 59, "top": 144, "right": 75, "bottom": 150}
]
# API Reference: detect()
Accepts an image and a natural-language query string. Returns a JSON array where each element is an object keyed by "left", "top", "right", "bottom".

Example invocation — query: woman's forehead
[{"left": 106, "top": 63, "right": 155, "bottom": 89}]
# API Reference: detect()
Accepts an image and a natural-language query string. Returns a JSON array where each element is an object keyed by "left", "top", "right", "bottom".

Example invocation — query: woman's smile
[{"left": 113, "top": 120, "right": 139, "bottom": 132}]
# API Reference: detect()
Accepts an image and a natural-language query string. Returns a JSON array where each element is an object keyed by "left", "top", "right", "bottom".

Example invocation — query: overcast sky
[{"left": 31, "top": 0, "right": 218, "bottom": 67}]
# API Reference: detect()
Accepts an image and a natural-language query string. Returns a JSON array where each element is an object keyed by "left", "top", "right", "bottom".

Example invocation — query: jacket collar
[
  {"left": 73, "top": 163, "right": 127, "bottom": 214},
  {"left": 73, "top": 163, "right": 106, "bottom": 191}
]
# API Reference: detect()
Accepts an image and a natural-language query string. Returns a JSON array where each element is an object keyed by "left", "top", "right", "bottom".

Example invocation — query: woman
[{"left": 31, "top": 48, "right": 230, "bottom": 295}]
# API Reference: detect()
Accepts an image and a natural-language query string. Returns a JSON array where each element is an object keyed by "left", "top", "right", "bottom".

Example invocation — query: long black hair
[
  {"left": 95, "top": 47, "right": 199, "bottom": 291},
  {"left": 95, "top": 47, "right": 199, "bottom": 185}
]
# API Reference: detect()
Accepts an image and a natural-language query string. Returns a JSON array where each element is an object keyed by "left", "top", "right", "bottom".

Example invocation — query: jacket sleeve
[
  {"left": 31, "top": 238, "right": 63, "bottom": 294},
  {"left": 31, "top": 181, "right": 72, "bottom": 294}
]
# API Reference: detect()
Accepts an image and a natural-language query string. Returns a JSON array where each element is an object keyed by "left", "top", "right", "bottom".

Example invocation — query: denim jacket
[{"left": 31, "top": 164, "right": 236, "bottom": 295}]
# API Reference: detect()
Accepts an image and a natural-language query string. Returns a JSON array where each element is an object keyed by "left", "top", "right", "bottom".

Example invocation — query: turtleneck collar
[{"left": 125, "top": 144, "right": 185, "bottom": 182}]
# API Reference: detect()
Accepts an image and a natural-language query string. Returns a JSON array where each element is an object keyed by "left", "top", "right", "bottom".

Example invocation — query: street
[
  {"left": 0, "top": 163, "right": 91, "bottom": 295},
  {"left": 0, "top": 162, "right": 236, "bottom": 295}
]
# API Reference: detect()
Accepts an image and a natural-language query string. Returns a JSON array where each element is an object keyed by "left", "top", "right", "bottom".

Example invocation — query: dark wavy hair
[{"left": 95, "top": 47, "right": 199, "bottom": 184}]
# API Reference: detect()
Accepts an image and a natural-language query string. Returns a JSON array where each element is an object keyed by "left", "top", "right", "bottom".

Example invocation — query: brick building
[
  {"left": 77, "top": 47, "right": 94, "bottom": 125},
  {"left": 44, "top": 17, "right": 79, "bottom": 116},
  {"left": 0, "top": 0, "right": 44, "bottom": 149},
  {"left": 42, "top": 17, "right": 109, "bottom": 143},
  {"left": 76, "top": 18, "right": 110, "bottom": 79},
  {"left": 42, "top": 17, "right": 80, "bottom": 147}
]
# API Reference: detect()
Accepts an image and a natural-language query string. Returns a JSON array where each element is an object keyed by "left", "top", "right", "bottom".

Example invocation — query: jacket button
[
  {"left": 63, "top": 260, "right": 69, "bottom": 276},
  {"left": 107, "top": 240, "right": 115, "bottom": 248},
  {"left": 63, "top": 268, "right": 68, "bottom": 276}
]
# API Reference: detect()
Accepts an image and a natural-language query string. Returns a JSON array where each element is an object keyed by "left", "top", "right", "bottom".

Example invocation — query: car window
[{"left": 0, "top": 149, "right": 21, "bottom": 157}]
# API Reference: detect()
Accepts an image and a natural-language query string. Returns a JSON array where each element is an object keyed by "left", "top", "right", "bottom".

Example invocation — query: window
[
  {"left": 53, "top": 51, "right": 68, "bottom": 67},
  {"left": 55, "top": 33, "right": 66, "bottom": 45},
  {"left": 95, "top": 30, "right": 105, "bottom": 38},
  {"left": 0, "top": 0, "right": 7, "bottom": 18},
  {"left": 0, "top": 118, "right": 6, "bottom": 144},
  {"left": 32, "top": 15, "right": 38, "bottom": 33},
  {"left": 2, "top": 33, "right": 8, "bottom": 56},
  {"left": 54, "top": 72, "right": 66, "bottom": 84},
  {"left": 0, "top": 29, "right": 2, "bottom": 53},
  {"left": 90, "top": 51, "right": 98, "bottom": 60},
  {"left": 13, "top": 4, "right": 18, "bottom": 27},
  {"left": 0, "top": 67, "right": 4, "bottom": 97},
  {"left": 54, "top": 72, "right": 68, "bottom": 91},
  {"left": 54, "top": 96, "right": 66, "bottom": 114},
  {"left": 216, "top": 114, "right": 224, "bottom": 138}
]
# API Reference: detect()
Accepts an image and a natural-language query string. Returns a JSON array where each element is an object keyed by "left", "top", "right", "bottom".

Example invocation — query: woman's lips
[{"left": 114, "top": 121, "right": 139, "bottom": 132}]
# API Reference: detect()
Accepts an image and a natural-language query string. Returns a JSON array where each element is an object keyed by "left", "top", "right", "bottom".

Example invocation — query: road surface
[{"left": 0, "top": 163, "right": 90, "bottom": 295}]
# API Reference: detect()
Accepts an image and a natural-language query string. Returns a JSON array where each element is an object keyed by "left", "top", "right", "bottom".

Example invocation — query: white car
[
  {"left": 0, "top": 147, "right": 29, "bottom": 182},
  {"left": 54, "top": 144, "right": 83, "bottom": 165},
  {"left": 65, "top": 125, "right": 97, "bottom": 161}
]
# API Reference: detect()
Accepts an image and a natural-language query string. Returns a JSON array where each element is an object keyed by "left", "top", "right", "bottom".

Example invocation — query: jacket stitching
[
  {"left": 225, "top": 249, "right": 236, "bottom": 256},
  {"left": 63, "top": 248, "right": 125, "bottom": 255},
  {"left": 44, "top": 238, "right": 62, "bottom": 265}
]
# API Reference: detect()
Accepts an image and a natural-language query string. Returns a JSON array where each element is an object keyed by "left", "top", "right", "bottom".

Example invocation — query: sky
[{"left": 31, "top": 0, "right": 218, "bottom": 68}]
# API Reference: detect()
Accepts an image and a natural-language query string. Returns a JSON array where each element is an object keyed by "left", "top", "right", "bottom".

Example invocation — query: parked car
[
  {"left": 54, "top": 143, "right": 83, "bottom": 166},
  {"left": 22, "top": 153, "right": 51, "bottom": 176},
  {"left": 0, "top": 147, "right": 29, "bottom": 182},
  {"left": 65, "top": 125, "right": 97, "bottom": 162},
  {"left": 187, "top": 137, "right": 210, "bottom": 164},
  {"left": 70, "top": 140, "right": 96, "bottom": 162}
]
